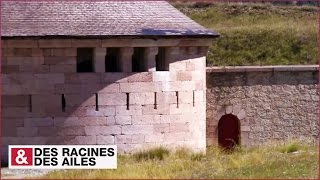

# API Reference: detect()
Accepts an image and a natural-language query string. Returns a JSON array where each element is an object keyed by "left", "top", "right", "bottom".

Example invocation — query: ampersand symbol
[{"left": 15, "top": 149, "right": 28, "bottom": 165}]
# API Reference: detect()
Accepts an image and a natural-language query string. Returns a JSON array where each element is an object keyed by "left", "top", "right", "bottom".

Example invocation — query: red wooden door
[{"left": 218, "top": 114, "right": 240, "bottom": 150}]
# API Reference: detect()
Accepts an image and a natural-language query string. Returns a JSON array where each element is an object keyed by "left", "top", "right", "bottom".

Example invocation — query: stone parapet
[
  {"left": 206, "top": 66, "right": 319, "bottom": 147},
  {"left": 206, "top": 65, "right": 319, "bottom": 73}
]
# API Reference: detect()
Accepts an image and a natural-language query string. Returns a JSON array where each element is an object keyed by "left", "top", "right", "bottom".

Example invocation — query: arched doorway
[{"left": 218, "top": 114, "right": 240, "bottom": 150}]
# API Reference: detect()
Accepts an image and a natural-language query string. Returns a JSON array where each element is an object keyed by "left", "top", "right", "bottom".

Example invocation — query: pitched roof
[{"left": 1, "top": 0, "right": 219, "bottom": 38}]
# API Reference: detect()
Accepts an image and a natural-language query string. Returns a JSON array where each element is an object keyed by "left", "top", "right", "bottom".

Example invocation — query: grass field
[
  {"left": 174, "top": 3, "right": 318, "bottom": 66},
  {"left": 42, "top": 141, "right": 318, "bottom": 179}
]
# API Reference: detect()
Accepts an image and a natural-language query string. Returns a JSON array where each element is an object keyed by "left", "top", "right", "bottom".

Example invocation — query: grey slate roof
[{"left": 1, "top": 0, "right": 219, "bottom": 38}]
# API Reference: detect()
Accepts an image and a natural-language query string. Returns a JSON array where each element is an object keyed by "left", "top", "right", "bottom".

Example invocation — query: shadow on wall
[{"left": 1, "top": 48, "right": 205, "bottom": 166}]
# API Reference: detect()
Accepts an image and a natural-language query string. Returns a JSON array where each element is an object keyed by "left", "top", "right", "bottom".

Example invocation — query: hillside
[{"left": 174, "top": 3, "right": 318, "bottom": 66}]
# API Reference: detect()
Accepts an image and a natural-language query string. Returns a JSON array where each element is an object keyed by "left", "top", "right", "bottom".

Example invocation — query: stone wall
[
  {"left": 3, "top": 38, "right": 317, "bottom": 162},
  {"left": 1, "top": 39, "right": 210, "bottom": 163},
  {"left": 206, "top": 66, "right": 319, "bottom": 146}
]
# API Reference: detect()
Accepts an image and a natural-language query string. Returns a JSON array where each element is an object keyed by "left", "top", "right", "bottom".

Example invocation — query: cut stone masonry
[{"left": 1, "top": 39, "right": 207, "bottom": 162}]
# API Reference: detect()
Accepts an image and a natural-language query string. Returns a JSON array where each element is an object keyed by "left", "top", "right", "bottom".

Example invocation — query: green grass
[
  {"left": 133, "top": 147, "right": 170, "bottom": 161},
  {"left": 278, "top": 141, "right": 300, "bottom": 153},
  {"left": 174, "top": 3, "right": 318, "bottom": 66},
  {"left": 41, "top": 141, "right": 318, "bottom": 179}
]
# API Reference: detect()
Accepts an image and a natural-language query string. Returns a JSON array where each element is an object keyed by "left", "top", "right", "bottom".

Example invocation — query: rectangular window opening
[
  {"left": 62, "top": 94, "right": 66, "bottom": 112},
  {"left": 28, "top": 95, "right": 32, "bottom": 112},
  {"left": 105, "top": 48, "right": 121, "bottom": 72},
  {"left": 95, "top": 93, "right": 99, "bottom": 111},
  {"left": 132, "top": 47, "right": 146, "bottom": 72},
  {"left": 77, "top": 48, "right": 94, "bottom": 72},
  {"left": 126, "top": 93, "right": 130, "bottom": 110},
  {"left": 156, "top": 47, "right": 169, "bottom": 71}
]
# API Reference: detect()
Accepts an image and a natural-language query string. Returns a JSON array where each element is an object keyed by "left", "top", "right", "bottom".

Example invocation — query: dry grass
[
  {"left": 175, "top": 3, "right": 318, "bottom": 66},
  {"left": 41, "top": 140, "right": 318, "bottom": 179}
]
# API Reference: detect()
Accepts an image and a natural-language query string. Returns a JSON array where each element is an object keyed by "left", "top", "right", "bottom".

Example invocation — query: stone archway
[{"left": 218, "top": 114, "right": 240, "bottom": 150}]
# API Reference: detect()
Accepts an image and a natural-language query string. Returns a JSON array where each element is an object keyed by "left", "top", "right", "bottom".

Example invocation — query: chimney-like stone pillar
[
  {"left": 188, "top": 47, "right": 198, "bottom": 55},
  {"left": 167, "top": 47, "right": 180, "bottom": 64},
  {"left": 198, "top": 46, "right": 209, "bottom": 57},
  {"left": 145, "top": 47, "right": 158, "bottom": 72},
  {"left": 94, "top": 48, "right": 106, "bottom": 72},
  {"left": 120, "top": 47, "right": 134, "bottom": 72}
]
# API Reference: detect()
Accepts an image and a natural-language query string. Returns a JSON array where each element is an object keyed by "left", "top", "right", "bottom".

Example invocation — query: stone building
[
  {"left": 1, "top": 0, "right": 319, "bottom": 164},
  {"left": 1, "top": 0, "right": 219, "bottom": 162}
]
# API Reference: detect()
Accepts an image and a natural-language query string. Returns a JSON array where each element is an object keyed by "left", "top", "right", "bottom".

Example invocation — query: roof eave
[{"left": 1, "top": 34, "right": 220, "bottom": 40}]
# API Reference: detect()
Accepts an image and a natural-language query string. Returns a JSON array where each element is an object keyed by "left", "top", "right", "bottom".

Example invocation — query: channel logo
[
  {"left": 10, "top": 148, "right": 33, "bottom": 166},
  {"left": 9, "top": 145, "right": 117, "bottom": 169}
]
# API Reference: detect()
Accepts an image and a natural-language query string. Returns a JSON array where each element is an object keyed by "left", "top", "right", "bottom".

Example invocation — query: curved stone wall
[{"left": 1, "top": 39, "right": 210, "bottom": 163}]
